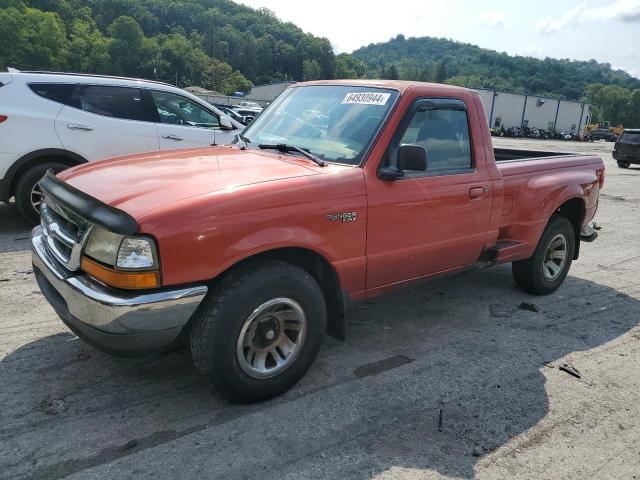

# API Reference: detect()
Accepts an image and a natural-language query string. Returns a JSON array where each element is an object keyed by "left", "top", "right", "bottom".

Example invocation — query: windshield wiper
[
  {"left": 235, "top": 133, "right": 251, "bottom": 149},
  {"left": 258, "top": 143, "right": 326, "bottom": 167}
]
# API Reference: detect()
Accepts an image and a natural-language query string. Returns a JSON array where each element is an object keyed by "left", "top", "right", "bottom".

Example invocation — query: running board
[{"left": 478, "top": 240, "right": 526, "bottom": 264}]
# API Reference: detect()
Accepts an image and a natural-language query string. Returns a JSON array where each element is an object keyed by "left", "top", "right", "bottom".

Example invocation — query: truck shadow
[
  {"left": 0, "top": 203, "right": 32, "bottom": 253},
  {"left": 1, "top": 266, "right": 638, "bottom": 479}
]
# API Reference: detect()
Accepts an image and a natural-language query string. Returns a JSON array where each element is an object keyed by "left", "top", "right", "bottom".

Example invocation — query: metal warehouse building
[
  {"left": 249, "top": 81, "right": 297, "bottom": 102},
  {"left": 475, "top": 88, "right": 591, "bottom": 133}
]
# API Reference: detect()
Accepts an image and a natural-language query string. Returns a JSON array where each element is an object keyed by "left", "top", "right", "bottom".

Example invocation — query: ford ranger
[{"left": 32, "top": 80, "right": 605, "bottom": 402}]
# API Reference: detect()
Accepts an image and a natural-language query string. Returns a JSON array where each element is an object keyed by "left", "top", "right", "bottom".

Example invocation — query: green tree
[
  {"left": 107, "top": 15, "right": 145, "bottom": 76},
  {"left": 68, "top": 18, "right": 110, "bottom": 73},
  {"left": 585, "top": 83, "right": 629, "bottom": 124},
  {"left": 629, "top": 89, "right": 640, "bottom": 126},
  {"left": 0, "top": 6, "right": 68, "bottom": 70},
  {"left": 302, "top": 59, "right": 321, "bottom": 81},
  {"left": 335, "top": 53, "right": 363, "bottom": 79},
  {"left": 202, "top": 57, "right": 251, "bottom": 94},
  {"left": 382, "top": 64, "right": 398, "bottom": 80},
  {"left": 432, "top": 60, "right": 446, "bottom": 83}
]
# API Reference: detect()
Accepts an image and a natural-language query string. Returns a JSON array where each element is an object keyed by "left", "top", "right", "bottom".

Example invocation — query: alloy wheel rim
[
  {"left": 31, "top": 184, "right": 44, "bottom": 212},
  {"left": 236, "top": 297, "right": 307, "bottom": 379},
  {"left": 543, "top": 233, "right": 568, "bottom": 281}
]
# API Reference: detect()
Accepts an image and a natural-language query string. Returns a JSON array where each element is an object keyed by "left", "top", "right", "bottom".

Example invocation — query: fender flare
[
  {"left": 211, "top": 240, "right": 349, "bottom": 341},
  {"left": 0, "top": 148, "right": 87, "bottom": 202}
]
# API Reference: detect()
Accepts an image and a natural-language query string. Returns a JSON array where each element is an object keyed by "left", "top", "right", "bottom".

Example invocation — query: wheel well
[
  {"left": 7, "top": 152, "right": 82, "bottom": 200},
  {"left": 227, "top": 248, "right": 348, "bottom": 341},
  {"left": 554, "top": 198, "right": 585, "bottom": 260}
]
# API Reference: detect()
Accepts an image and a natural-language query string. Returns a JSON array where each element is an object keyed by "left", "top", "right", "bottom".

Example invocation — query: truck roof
[{"left": 292, "top": 79, "right": 472, "bottom": 95}]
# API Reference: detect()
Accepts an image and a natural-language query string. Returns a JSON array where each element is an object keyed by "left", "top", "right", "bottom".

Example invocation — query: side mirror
[
  {"left": 397, "top": 144, "right": 427, "bottom": 172},
  {"left": 220, "top": 116, "right": 234, "bottom": 130}
]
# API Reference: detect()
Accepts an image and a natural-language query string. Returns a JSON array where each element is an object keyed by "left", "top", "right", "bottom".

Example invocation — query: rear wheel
[
  {"left": 617, "top": 160, "right": 630, "bottom": 169},
  {"left": 190, "top": 260, "right": 327, "bottom": 402},
  {"left": 15, "top": 161, "right": 68, "bottom": 224},
  {"left": 512, "top": 216, "right": 575, "bottom": 295}
]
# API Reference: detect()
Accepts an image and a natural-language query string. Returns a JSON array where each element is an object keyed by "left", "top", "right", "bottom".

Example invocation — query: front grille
[{"left": 40, "top": 198, "right": 92, "bottom": 271}]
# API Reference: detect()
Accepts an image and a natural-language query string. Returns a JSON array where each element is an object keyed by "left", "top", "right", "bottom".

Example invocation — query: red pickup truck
[{"left": 32, "top": 80, "right": 604, "bottom": 401}]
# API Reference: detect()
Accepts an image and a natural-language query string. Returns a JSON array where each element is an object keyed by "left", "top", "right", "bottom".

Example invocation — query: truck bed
[
  {"left": 494, "top": 149, "right": 603, "bottom": 178},
  {"left": 492, "top": 148, "right": 604, "bottom": 264},
  {"left": 494, "top": 148, "right": 574, "bottom": 162}
]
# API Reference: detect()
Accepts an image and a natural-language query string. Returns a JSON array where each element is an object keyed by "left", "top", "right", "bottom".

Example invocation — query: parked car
[
  {"left": 32, "top": 80, "right": 604, "bottom": 402},
  {"left": 235, "top": 107, "right": 262, "bottom": 125},
  {"left": 235, "top": 101, "right": 263, "bottom": 111},
  {"left": 613, "top": 129, "right": 640, "bottom": 168},
  {"left": 589, "top": 127, "right": 618, "bottom": 142},
  {"left": 0, "top": 70, "right": 244, "bottom": 222},
  {"left": 215, "top": 104, "right": 252, "bottom": 125}
]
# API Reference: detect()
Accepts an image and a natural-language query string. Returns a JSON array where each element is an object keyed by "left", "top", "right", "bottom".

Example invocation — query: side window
[
  {"left": 150, "top": 91, "right": 220, "bottom": 129},
  {"left": 73, "top": 85, "right": 146, "bottom": 121},
  {"left": 398, "top": 107, "right": 472, "bottom": 173},
  {"left": 28, "top": 83, "right": 77, "bottom": 105}
]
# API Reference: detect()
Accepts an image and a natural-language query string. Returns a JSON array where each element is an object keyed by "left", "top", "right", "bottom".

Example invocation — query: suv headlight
[{"left": 82, "top": 227, "right": 160, "bottom": 289}]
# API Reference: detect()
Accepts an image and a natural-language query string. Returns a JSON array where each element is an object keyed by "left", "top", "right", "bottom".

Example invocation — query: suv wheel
[
  {"left": 617, "top": 160, "right": 630, "bottom": 169},
  {"left": 190, "top": 260, "right": 327, "bottom": 402},
  {"left": 512, "top": 215, "right": 575, "bottom": 295},
  {"left": 15, "top": 161, "right": 68, "bottom": 224}
]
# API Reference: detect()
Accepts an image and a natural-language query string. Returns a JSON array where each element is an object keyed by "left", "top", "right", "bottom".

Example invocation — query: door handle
[
  {"left": 162, "top": 134, "right": 183, "bottom": 141},
  {"left": 469, "top": 186, "right": 487, "bottom": 200},
  {"left": 67, "top": 124, "right": 93, "bottom": 131}
]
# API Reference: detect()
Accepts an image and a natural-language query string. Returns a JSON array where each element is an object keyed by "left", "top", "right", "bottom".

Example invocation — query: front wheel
[
  {"left": 512, "top": 216, "right": 575, "bottom": 295},
  {"left": 190, "top": 260, "right": 327, "bottom": 402},
  {"left": 15, "top": 161, "right": 68, "bottom": 224}
]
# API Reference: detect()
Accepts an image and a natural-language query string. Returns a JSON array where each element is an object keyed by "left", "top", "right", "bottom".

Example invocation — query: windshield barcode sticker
[{"left": 341, "top": 92, "right": 391, "bottom": 106}]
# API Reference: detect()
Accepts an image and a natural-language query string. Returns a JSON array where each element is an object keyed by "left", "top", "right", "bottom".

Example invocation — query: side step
[{"left": 478, "top": 240, "right": 526, "bottom": 264}]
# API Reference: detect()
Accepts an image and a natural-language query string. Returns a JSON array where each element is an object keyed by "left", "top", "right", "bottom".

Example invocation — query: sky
[{"left": 238, "top": 0, "right": 640, "bottom": 79}]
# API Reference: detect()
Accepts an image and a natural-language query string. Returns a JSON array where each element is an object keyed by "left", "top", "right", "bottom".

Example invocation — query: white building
[{"left": 476, "top": 88, "right": 591, "bottom": 133}]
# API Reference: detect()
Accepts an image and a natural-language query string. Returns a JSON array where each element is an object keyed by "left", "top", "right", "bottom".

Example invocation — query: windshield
[{"left": 241, "top": 85, "right": 398, "bottom": 165}]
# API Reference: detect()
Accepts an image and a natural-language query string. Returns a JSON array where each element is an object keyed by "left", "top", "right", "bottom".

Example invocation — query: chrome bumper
[{"left": 32, "top": 230, "right": 207, "bottom": 353}]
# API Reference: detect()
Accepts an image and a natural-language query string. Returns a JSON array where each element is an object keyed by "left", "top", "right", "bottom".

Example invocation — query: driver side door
[
  {"left": 148, "top": 89, "right": 226, "bottom": 149},
  {"left": 365, "top": 98, "right": 493, "bottom": 289}
]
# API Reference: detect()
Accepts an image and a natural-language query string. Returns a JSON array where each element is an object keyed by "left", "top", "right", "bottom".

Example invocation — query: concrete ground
[{"left": 1, "top": 138, "right": 639, "bottom": 480}]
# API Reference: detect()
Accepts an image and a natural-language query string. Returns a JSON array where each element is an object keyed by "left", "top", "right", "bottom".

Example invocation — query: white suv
[{"left": 0, "top": 70, "right": 244, "bottom": 222}]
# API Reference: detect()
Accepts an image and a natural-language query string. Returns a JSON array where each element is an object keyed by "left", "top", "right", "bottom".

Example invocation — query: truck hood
[{"left": 59, "top": 146, "right": 322, "bottom": 218}]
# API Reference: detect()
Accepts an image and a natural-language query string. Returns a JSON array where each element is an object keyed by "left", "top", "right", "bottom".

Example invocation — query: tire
[
  {"left": 617, "top": 160, "right": 630, "bottom": 169},
  {"left": 15, "top": 161, "right": 68, "bottom": 224},
  {"left": 190, "top": 260, "right": 327, "bottom": 402},
  {"left": 512, "top": 215, "right": 575, "bottom": 295}
]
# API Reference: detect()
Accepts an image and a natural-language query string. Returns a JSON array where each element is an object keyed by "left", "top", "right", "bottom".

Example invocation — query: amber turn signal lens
[{"left": 81, "top": 256, "right": 160, "bottom": 290}]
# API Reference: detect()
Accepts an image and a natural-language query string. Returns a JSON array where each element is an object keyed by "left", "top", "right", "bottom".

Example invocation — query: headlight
[
  {"left": 82, "top": 227, "right": 160, "bottom": 289},
  {"left": 116, "top": 237, "right": 156, "bottom": 269},
  {"left": 84, "top": 227, "right": 122, "bottom": 265}
]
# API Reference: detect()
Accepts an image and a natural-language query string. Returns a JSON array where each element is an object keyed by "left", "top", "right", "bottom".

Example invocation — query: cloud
[
  {"left": 590, "top": 0, "right": 640, "bottom": 21},
  {"left": 479, "top": 10, "right": 509, "bottom": 30},
  {"left": 535, "top": 4, "right": 586, "bottom": 35},
  {"left": 535, "top": 0, "right": 640, "bottom": 35},
  {"left": 519, "top": 44, "right": 544, "bottom": 59}
]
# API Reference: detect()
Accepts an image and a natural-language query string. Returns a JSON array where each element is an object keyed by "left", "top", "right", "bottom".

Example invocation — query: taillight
[
  {"left": 0, "top": 115, "right": 7, "bottom": 123},
  {"left": 597, "top": 167, "right": 605, "bottom": 189}
]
